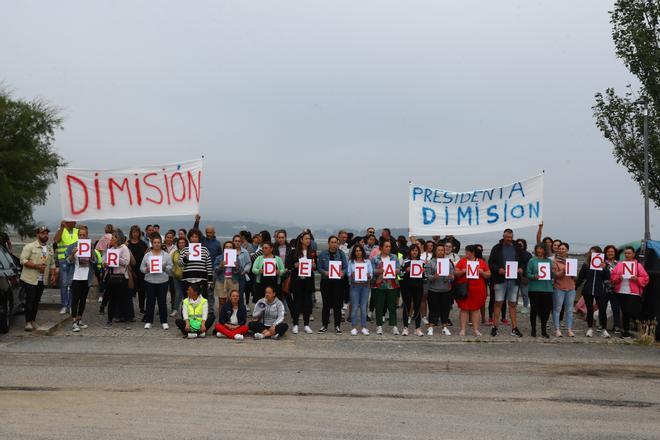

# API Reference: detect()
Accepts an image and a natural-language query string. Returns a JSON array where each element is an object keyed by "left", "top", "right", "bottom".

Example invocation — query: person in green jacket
[
  {"left": 251, "top": 241, "right": 286, "bottom": 303},
  {"left": 526, "top": 244, "right": 554, "bottom": 338}
]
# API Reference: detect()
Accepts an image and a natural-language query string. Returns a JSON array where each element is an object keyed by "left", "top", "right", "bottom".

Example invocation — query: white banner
[
  {"left": 409, "top": 174, "right": 544, "bottom": 236},
  {"left": 58, "top": 159, "right": 203, "bottom": 221}
]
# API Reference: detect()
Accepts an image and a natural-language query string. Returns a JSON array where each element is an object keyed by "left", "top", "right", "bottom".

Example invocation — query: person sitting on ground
[
  {"left": 175, "top": 283, "right": 215, "bottom": 338},
  {"left": 214, "top": 289, "right": 249, "bottom": 340},
  {"left": 248, "top": 285, "right": 288, "bottom": 339}
]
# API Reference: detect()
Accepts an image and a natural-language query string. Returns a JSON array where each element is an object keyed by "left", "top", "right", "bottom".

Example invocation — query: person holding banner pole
[
  {"left": 425, "top": 244, "right": 454, "bottom": 336},
  {"left": 610, "top": 247, "right": 650, "bottom": 339},
  {"left": 576, "top": 246, "right": 611, "bottom": 338},
  {"left": 317, "top": 236, "right": 348, "bottom": 334},
  {"left": 65, "top": 225, "right": 97, "bottom": 332},
  {"left": 454, "top": 245, "right": 490, "bottom": 337},
  {"left": 399, "top": 244, "right": 425, "bottom": 337},
  {"left": 347, "top": 244, "right": 373, "bottom": 336},
  {"left": 526, "top": 244, "right": 554, "bottom": 338},
  {"left": 552, "top": 243, "right": 577, "bottom": 337},
  {"left": 488, "top": 229, "right": 525, "bottom": 338},
  {"left": 141, "top": 235, "right": 174, "bottom": 330},
  {"left": 370, "top": 241, "right": 401, "bottom": 336},
  {"left": 286, "top": 232, "right": 316, "bottom": 334}
]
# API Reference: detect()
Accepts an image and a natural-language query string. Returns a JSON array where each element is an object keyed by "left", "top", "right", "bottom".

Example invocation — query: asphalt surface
[{"left": 1, "top": 290, "right": 659, "bottom": 439}]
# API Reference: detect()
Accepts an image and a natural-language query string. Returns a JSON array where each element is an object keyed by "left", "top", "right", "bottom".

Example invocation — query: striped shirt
[{"left": 178, "top": 245, "right": 213, "bottom": 283}]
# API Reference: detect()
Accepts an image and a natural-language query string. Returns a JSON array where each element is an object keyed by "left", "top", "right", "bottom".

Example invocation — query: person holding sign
[
  {"left": 425, "top": 243, "right": 454, "bottom": 336},
  {"left": 552, "top": 242, "right": 577, "bottom": 337},
  {"left": 347, "top": 244, "right": 373, "bottom": 336},
  {"left": 454, "top": 245, "right": 490, "bottom": 337},
  {"left": 317, "top": 236, "right": 349, "bottom": 334},
  {"left": 488, "top": 229, "right": 525, "bottom": 338},
  {"left": 399, "top": 244, "right": 426, "bottom": 336},
  {"left": 285, "top": 232, "right": 316, "bottom": 334},
  {"left": 103, "top": 230, "right": 131, "bottom": 328},
  {"left": 140, "top": 234, "right": 174, "bottom": 330},
  {"left": 610, "top": 246, "right": 650, "bottom": 339},
  {"left": 525, "top": 244, "right": 554, "bottom": 338},
  {"left": 65, "top": 225, "right": 98, "bottom": 332},
  {"left": 178, "top": 228, "right": 214, "bottom": 322},
  {"left": 19, "top": 226, "right": 57, "bottom": 332},
  {"left": 175, "top": 283, "right": 214, "bottom": 338},
  {"left": 370, "top": 241, "right": 401, "bottom": 335},
  {"left": 251, "top": 242, "right": 285, "bottom": 302},
  {"left": 213, "top": 242, "right": 241, "bottom": 312},
  {"left": 603, "top": 245, "right": 622, "bottom": 333},
  {"left": 576, "top": 246, "right": 611, "bottom": 338},
  {"left": 169, "top": 237, "right": 188, "bottom": 318}
]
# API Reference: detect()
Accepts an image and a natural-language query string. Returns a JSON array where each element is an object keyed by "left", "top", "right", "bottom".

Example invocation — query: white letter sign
[
  {"left": 106, "top": 249, "right": 119, "bottom": 268},
  {"left": 189, "top": 243, "right": 202, "bottom": 261},
  {"left": 436, "top": 258, "right": 450, "bottom": 276},
  {"left": 589, "top": 253, "right": 605, "bottom": 271},
  {"left": 410, "top": 260, "right": 424, "bottom": 279},
  {"left": 298, "top": 258, "right": 312, "bottom": 278},
  {"left": 328, "top": 261, "right": 342, "bottom": 279},
  {"left": 77, "top": 239, "right": 92, "bottom": 258},
  {"left": 565, "top": 258, "right": 578, "bottom": 277},
  {"left": 150, "top": 255, "right": 163, "bottom": 274},
  {"left": 466, "top": 260, "right": 480, "bottom": 279},
  {"left": 622, "top": 261, "right": 636, "bottom": 279},
  {"left": 224, "top": 248, "right": 237, "bottom": 268},
  {"left": 262, "top": 258, "right": 277, "bottom": 277},
  {"left": 537, "top": 262, "right": 551, "bottom": 281}
]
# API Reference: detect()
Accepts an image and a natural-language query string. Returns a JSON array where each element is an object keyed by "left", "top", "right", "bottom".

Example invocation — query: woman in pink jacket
[{"left": 610, "top": 246, "right": 650, "bottom": 339}]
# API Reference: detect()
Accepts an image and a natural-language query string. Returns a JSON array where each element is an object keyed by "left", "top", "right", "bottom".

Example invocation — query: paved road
[{"left": 1, "top": 292, "right": 659, "bottom": 439}]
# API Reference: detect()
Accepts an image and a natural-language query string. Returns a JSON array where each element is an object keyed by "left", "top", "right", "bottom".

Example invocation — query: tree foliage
[
  {"left": 0, "top": 89, "right": 65, "bottom": 236},
  {"left": 593, "top": 0, "right": 660, "bottom": 208}
]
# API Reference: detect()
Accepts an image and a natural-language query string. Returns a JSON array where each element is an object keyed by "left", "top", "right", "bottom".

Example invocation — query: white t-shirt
[
  {"left": 73, "top": 256, "right": 90, "bottom": 281},
  {"left": 618, "top": 279, "right": 632, "bottom": 295},
  {"left": 38, "top": 245, "right": 48, "bottom": 282},
  {"left": 230, "top": 308, "right": 239, "bottom": 325}
]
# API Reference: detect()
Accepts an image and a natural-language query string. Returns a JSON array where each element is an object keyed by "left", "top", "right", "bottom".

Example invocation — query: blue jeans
[
  {"left": 58, "top": 260, "right": 72, "bottom": 308},
  {"left": 552, "top": 289, "right": 575, "bottom": 331},
  {"left": 350, "top": 284, "right": 370, "bottom": 327},
  {"left": 172, "top": 278, "right": 184, "bottom": 312},
  {"left": 519, "top": 284, "right": 529, "bottom": 308}
]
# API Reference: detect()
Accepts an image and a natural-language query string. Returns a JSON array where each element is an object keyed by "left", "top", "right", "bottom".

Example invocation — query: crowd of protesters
[{"left": 17, "top": 218, "right": 651, "bottom": 341}]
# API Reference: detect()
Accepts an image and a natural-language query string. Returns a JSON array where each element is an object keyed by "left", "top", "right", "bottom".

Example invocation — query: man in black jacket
[{"left": 488, "top": 229, "right": 525, "bottom": 337}]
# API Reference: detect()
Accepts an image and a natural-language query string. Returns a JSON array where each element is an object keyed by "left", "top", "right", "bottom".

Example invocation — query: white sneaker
[
  {"left": 392, "top": 327, "right": 400, "bottom": 335},
  {"left": 162, "top": 323, "right": 169, "bottom": 330},
  {"left": 361, "top": 328, "right": 370, "bottom": 336},
  {"left": 144, "top": 323, "right": 152, "bottom": 329},
  {"left": 292, "top": 325, "right": 299, "bottom": 334},
  {"left": 310, "top": 316, "right": 315, "bottom": 321},
  {"left": 342, "top": 304, "right": 348, "bottom": 311},
  {"left": 602, "top": 329, "right": 611, "bottom": 339},
  {"left": 72, "top": 323, "right": 80, "bottom": 332},
  {"left": 77, "top": 322, "right": 88, "bottom": 329},
  {"left": 98, "top": 296, "right": 103, "bottom": 303},
  {"left": 350, "top": 328, "right": 358, "bottom": 336},
  {"left": 401, "top": 327, "right": 409, "bottom": 336},
  {"left": 427, "top": 327, "right": 434, "bottom": 336},
  {"left": 199, "top": 332, "right": 206, "bottom": 338},
  {"left": 169, "top": 310, "right": 178, "bottom": 318},
  {"left": 442, "top": 327, "right": 451, "bottom": 336},
  {"left": 254, "top": 332, "right": 265, "bottom": 340},
  {"left": 586, "top": 328, "right": 594, "bottom": 338},
  {"left": 59, "top": 307, "right": 67, "bottom": 315},
  {"left": 304, "top": 325, "right": 313, "bottom": 334},
  {"left": 234, "top": 334, "right": 244, "bottom": 341},
  {"left": 376, "top": 326, "right": 383, "bottom": 335},
  {"left": 422, "top": 316, "right": 429, "bottom": 325},
  {"left": 216, "top": 332, "right": 223, "bottom": 338},
  {"left": 187, "top": 333, "right": 198, "bottom": 339}
]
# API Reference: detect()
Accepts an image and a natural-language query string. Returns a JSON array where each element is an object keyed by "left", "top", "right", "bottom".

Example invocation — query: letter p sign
[{"left": 78, "top": 239, "right": 91, "bottom": 258}]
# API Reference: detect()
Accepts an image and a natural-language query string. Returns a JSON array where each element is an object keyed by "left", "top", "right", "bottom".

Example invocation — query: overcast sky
[{"left": 2, "top": 0, "right": 658, "bottom": 244}]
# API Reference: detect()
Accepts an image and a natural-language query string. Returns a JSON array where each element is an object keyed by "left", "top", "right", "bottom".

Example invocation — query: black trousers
[
  {"left": 23, "top": 281, "right": 44, "bottom": 322},
  {"left": 320, "top": 278, "right": 344, "bottom": 328},
  {"left": 175, "top": 316, "right": 215, "bottom": 335},
  {"left": 106, "top": 276, "right": 129, "bottom": 323},
  {"left": 401, "top": 283, "right": 423, "bottom": 328},
  {"left": 582, "top": 292, "right": 610, "bottom": 329},
  {"left": 291, "top": 277, "right": 314, "bottom": 326},
  {"left": 529, "top": 291, "right": 552, "bottom": 333},
  {"left": 70, "top": 280, "right": 90, "bottom": 318},
  {"left": 134, "top": 270, "right": 146, "bottom": 312},
  {"left": 144, "top": 281, "right": 169, "bottom": 324},
  {"left": 619, "top": 294, "right": 642, "bottom": 333},
  {"left": 428, "top": 289, "right": 452, "bottom": 326},
  {"left": 254, "top": 277, "right": 279, "bottom": 303},
  {"left": 248, "top": 321, "right": 288, "bottom": 337}
]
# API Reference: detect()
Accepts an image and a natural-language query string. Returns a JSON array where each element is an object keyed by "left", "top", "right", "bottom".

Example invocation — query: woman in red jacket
[{"left": 610, "top": 246, "right": 650, "bottom": 339}]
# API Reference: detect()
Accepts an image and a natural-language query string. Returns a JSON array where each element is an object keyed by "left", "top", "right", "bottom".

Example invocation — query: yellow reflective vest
[{"left": 57, "top": 228, "right": 79, "bottom": 261}]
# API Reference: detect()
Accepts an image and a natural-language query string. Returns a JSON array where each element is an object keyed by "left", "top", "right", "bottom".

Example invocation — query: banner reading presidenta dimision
[
  {"left": 58, "top": 159, "right": 203, "bottom": 221},
  {"left": 409, "top": 174, "right": 544, "bottom": 236}
]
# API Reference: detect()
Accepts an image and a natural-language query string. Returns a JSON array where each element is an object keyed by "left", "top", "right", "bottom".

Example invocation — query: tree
[
  {"left": 593, "top": 0, "right": 660, "bottom": 208},
  {"left": 0, "top": 89, "right": 65, "bottom": 236}
]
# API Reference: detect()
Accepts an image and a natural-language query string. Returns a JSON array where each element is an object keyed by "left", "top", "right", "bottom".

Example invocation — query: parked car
[{"left": 0, "top": 245, "right": 23, "bottom": 333}]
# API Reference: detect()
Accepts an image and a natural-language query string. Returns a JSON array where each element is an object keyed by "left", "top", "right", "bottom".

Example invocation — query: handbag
[
  {"left": 281, "top": 275, "right": 292, "bottom": 295},
  {"left": 452, "top": 282, "right": 468, "bottom": 300}
]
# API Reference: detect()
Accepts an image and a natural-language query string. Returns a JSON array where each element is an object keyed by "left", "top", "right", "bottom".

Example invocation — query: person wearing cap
[
  {"left": 175, "top": 283, "right": 215, "bottom": 338},
  {"left": 20, "top": 226, "right": 57, "bottom": 331},
  {"left": 54, "top": 220, "right": 79, "bottom": 315}
]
